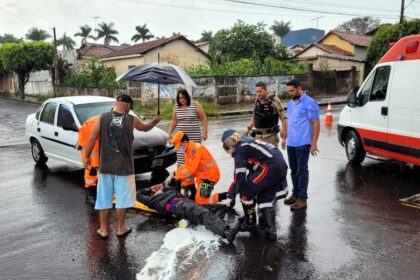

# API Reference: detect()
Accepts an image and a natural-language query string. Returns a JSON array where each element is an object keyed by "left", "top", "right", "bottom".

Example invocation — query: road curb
[{"left": 0, "top": 96, "right": 41, "bottom": 105}]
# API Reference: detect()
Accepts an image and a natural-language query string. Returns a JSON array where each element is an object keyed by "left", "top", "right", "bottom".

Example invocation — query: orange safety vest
[
  {"left": 78, "top": 115, "right": 100, "bottom": 188},
  {"left": 175, "top": 141, "right": 221, "bottom": 204}
]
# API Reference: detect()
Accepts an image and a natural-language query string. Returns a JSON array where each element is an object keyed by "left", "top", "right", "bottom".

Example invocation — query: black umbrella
[{"left": 116, "top": 62, "right": 197, "bottom": 114}]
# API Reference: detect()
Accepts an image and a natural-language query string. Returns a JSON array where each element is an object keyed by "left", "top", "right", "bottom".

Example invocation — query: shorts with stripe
[{"left": 95, "top": 173, "right": 136, "bottom": 209}]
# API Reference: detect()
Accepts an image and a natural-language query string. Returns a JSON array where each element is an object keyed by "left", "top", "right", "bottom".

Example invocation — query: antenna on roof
[{"left": 311, "top": 16, "right": 323, "bottom": 29}]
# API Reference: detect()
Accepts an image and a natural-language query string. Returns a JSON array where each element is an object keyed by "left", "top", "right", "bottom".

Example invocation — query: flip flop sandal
[
  {"left": 97, "top": 229, "right": 109, "bottom": 239},
  {"left": 117, "top": 227, "right": 132, "bottom": 238}
]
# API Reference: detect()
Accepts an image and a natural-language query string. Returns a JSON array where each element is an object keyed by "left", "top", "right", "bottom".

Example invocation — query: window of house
[{"left": 40, "top": 102, "right": 57, "bottom": 125}]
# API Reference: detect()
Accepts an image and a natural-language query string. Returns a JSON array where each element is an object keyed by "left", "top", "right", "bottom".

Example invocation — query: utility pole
[
  {"left": 52, "top": 27, "right": 59, "bottom": 88},
  {"left": 399, "top": 0, "right": 405, "bottom": 39},
  {"left": 311, "top": 16, "right": 323, "bottom": 29},
  {"left": 93, "top": 16, "right": 100, "bottom": 40}
]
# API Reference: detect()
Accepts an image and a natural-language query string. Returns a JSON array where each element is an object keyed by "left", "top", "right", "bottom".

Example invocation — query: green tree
[
  {"left": 131, "top": 24, "right": 154, "bottom": 43},
  {"left": 95, "top": 22, "right": 119, "bottom": 45},
  {"left": 25, "top": 28, "right": 51, "bottom": 41},
  {"left": 57, "top": 33, "right": 76, "bottom": 50},
  {"left": 197, "top": 30, "right": 213, "bottom": 43},
  {"left": 0, "top": 33, "right": 22, "bottom": 44},
  {"left": 210, "top": 20, "right": 275, "bottom": 62},
  {"left": 0, "top": 42, "right": 54, "bottom": 99},
  {"left": 270, "top": 20, "right": 291, "bottom": 38},
  {"left": 74, "top": 25, "right": 95, "bottom": 44},
  {"left": 366, "top": 19, "right": 420, "bottom": 73},
  {"left": 335, "top": 16, "right": 381, "bottom": 35},
  {"left": 172, "top": 32, "right": 182, "bottom": 37}
]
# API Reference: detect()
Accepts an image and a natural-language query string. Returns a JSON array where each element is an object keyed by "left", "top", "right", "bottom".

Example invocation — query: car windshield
[{"left": 74, "top": 101, "right": 142, "bottom": 125}]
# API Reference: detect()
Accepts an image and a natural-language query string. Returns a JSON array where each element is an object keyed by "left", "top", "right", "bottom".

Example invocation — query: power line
[
  {"left": 223, "top": 0, "right": 400, "bottom": 19},
  {"left": 0, "top": 6, "right": 51, "bottom": 30}
]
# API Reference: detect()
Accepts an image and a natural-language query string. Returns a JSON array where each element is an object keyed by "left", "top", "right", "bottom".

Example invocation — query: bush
[
  {"left": 187, "top": 57, "right": 305, "bottom": 77},
  {"left": 64, "top": 57, "right": 126, "bottom": 89}
]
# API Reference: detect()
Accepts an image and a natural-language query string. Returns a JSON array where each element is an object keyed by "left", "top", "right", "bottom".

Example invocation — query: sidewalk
[{"left": 218, "top": 94, "right": 347, "bottom": 116}]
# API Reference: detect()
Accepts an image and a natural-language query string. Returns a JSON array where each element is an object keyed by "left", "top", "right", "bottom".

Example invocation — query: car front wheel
[
  {"left": 345, "top": 130, "right": 366, "bottom": 164},
  {"left": 31, "top": 139, "right": 48, "bottom": 165}
]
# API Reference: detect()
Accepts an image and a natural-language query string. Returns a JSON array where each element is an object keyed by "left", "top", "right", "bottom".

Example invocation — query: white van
[{"left": 338, "top": 35, "right": 420, "bottom": 166}]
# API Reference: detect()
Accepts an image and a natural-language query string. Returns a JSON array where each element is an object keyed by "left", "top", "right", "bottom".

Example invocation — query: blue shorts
[{"left": 95, "top": 173, "right": 136, "bottom": 210}]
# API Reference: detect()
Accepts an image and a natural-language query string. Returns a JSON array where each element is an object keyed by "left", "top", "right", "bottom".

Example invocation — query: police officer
[
  {"left": 244, "top": 81, "right": 287, "bottom": 147},
  {"left": 222, "top": 129, "right": 288, "bottom": 240}
]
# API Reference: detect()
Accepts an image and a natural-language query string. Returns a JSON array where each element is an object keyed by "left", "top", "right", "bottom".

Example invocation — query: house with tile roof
[
  {"left": 86, "top": 35, "right": 211, "bottom": 76},
  {"left": 293, "top": 31, "right": 372, "bottom": 84}
]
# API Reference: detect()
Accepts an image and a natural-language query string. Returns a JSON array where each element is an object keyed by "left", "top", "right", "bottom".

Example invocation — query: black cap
[{"left": 116, "top": 94, "right": 133, "bottom": 104}]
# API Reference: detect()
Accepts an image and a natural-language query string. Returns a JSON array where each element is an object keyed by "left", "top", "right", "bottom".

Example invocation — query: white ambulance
[{"left": 338, "top": 35, "right": 420, "bottom": 166}]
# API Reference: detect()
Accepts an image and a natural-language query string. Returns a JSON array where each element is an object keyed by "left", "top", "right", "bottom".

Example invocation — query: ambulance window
[
  {"left": 358, "top": 72, "right": 375, "bottom": 106},
  {"left": 40, "top": 102, "right": 57, "bottom": 125},
  {"left": 57, "top": 104, "right": 76, "bottom": 128},
  {"left": 370, "top": 66, "right": 391, "bottom": 101}
]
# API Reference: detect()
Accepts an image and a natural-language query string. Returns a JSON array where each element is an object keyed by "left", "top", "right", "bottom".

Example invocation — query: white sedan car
[{"left": 25, "top": 96, "right": 176, "bottom": 173}]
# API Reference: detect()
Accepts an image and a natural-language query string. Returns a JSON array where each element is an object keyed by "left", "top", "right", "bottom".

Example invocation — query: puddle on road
[{"left": 137, "top": 226, "right": 222, "bottom": 280}]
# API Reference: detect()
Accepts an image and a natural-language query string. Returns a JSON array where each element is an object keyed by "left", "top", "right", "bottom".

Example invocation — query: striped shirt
[{"left": 175, "top": 101, "right": 201, "bottom": 165}]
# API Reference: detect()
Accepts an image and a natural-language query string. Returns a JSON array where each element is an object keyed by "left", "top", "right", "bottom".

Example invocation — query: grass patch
[{"left": 133, "top": 100, "right": 220, "bottom": 120}]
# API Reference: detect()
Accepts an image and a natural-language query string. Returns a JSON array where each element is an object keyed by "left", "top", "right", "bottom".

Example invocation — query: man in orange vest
[
  {"left": 172, "top": 131, "right": 226, "bottom": 205},
  {"left": 77, "top": 115, "right": 100, "bottom": 206}
]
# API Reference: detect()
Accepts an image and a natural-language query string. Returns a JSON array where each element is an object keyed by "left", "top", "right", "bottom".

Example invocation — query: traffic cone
[{"left": 325, "top": 103, "right": 333, "bottom": 125}]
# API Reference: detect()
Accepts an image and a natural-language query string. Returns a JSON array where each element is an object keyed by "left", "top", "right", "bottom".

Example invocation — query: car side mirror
[
  {"left": 347, "top": 87, "right": 359, "bottom": 108},
  {"left": 63, "top": 124, "right": 79, "bottom": 132}
]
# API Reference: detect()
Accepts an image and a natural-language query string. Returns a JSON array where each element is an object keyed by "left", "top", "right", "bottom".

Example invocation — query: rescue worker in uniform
[
  {"left": 244, "top": 81, "right": 287, "bottom": 147},
  {"left": 221, "top": 129, "right": 288, "bottom": 240},
  {"left": 172, "top": 131, "right": 224, "bottom": 204},
  {"left": 77, "top": 115, "right": 100, "bottom": 206}
]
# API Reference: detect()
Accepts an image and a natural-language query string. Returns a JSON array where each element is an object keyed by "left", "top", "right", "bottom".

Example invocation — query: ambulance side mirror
[{"left": 347, "top": 87, "right": 359, "bottom": 108}]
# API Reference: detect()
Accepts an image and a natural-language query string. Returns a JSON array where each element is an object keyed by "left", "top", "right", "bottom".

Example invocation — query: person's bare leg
[
  {"left": 98, "top": 209, "right": 110, "bottom": 236},
  {"left": 116, "top": 208, "right": 128, "bottom": 235}
]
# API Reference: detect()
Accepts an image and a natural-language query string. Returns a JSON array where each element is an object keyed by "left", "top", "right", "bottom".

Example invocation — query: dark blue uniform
[{"left": 228, "top": 137, "right": 288, "bottom": 208}]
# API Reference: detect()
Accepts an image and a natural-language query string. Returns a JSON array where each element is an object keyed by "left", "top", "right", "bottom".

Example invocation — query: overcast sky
[{"left": 0, "top": 0, "right": 418, "bottom": 46}]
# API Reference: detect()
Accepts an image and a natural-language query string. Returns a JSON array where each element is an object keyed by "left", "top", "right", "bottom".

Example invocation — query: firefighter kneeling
[
  {"left": 172, "top": 131, "right": 226, "bottom": 204},
  {"left": 221, "top": 129, "right": 288, "bottom": 241}
]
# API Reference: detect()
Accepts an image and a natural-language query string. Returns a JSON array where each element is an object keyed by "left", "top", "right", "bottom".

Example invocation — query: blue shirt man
[{"left": 283, "top": 79, "right": 320, "bottom": 210}]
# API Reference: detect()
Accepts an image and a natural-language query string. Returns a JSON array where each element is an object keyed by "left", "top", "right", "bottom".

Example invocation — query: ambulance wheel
[
  {"left": 31, "top": 139, "right": 48, "bottom": 165},
  {"left": 345, "top": 131, "right": 365, "bottom": 164}
]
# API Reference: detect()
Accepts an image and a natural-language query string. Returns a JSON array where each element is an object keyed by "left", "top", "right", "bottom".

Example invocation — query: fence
[{"left": 54, "top": 64, "right": 359, "bottom": 104}]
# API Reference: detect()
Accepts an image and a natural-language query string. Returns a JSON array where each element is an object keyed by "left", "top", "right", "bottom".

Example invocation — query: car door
[
  {"left": 54, "top": 103, "right": 81, "bottom": 166},
  {"left": 37, "top": 101, "right": 59, "bottom": 157},
  {"left": 351, "top": 64, "right": 393, "bottom": 151}
]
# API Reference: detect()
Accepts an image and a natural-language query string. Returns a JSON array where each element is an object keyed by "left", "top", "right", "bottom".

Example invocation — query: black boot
[
  {"left": 261, "top": 207, "right": 277, "bottom": 241},
  {"left": 85, "top": 186, "right": 97, "bottom": 207},
  {"left": 240, "top": 203, "right": 256, "bottom": 232},
  {"left": 256, "top": 211, "right": 266, "bottom": 237},
  {"left": 224, "top": 221, "right": 241, "bottom": 243}
]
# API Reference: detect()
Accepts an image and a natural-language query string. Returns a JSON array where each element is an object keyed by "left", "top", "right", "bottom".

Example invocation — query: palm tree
[
  {"left": 57, "top": 33, "right": 76, "bottom": 50},
  {"left": 74, "top": 25, "right": 95, "bottom": 44},
  {"left": 131, "top": 24, "right": 154, "bottom": 43},
  {"left": 172, "top": 32, "right": 181, "bottom": 37},
  {"left": 95, "top": 22, "right": 119, "bottom": 45},
  {"left": 270, "top": 20, "right": 291, "bottom": 38},
  {"left": 25, "top": 27, "right": 51, "bottom": 41}
]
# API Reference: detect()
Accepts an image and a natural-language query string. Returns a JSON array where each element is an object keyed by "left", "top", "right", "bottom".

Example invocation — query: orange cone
[{"left": 325, "top": 103, "right": 333, "bottom": 125}]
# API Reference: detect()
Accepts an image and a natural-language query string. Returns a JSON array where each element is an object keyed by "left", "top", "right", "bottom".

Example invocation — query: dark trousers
[
  {"left": 172, "top": 200, "right": 227, "bottom": 237},
  {"left": 287, "top": 145, "right": 310, "bottom": 200}
]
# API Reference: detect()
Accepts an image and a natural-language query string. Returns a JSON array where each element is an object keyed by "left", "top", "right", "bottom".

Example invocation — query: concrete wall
[
  {"left": 54, "top": 86, "right": 127, "bottom": 98},
  {"left": 25, "top": 70, "right": 53, "bottom": 95}
]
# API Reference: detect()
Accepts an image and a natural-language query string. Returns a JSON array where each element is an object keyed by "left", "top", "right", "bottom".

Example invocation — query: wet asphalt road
[{"left": 0, "top": 98, "right": 419, "bottom": 280}]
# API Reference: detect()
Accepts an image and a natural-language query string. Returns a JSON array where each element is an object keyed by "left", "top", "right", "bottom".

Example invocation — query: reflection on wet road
[{"left": 0, "top": 99, "right": 419, "bottom": 279}]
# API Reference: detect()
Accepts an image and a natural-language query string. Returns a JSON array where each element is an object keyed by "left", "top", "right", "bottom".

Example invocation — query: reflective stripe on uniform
[
  {"left": 198, "top": 160, "right": 216, "bottom": 173},
  {"left": 85, "top": 179, "right": 97, "bottom": 184},
  {"left": 241, "top": 142, "right": 273, "bottom": 158},
  {"left": 258, "top": 202, "right": 273, "bottom": 209},
  {"left": 276, "top": 189, "right": 288, "bottom": 197},
  {"left": 235, "top": 167, "right": 247, "bottom": 174},
  {"left": 182, "top": 169, "right": 191, "bottom": 177}
]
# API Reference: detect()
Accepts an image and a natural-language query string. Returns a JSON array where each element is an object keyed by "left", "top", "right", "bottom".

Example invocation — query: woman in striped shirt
[{"left": 167, "top": 89, "right": 208, "bottom": 166}]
